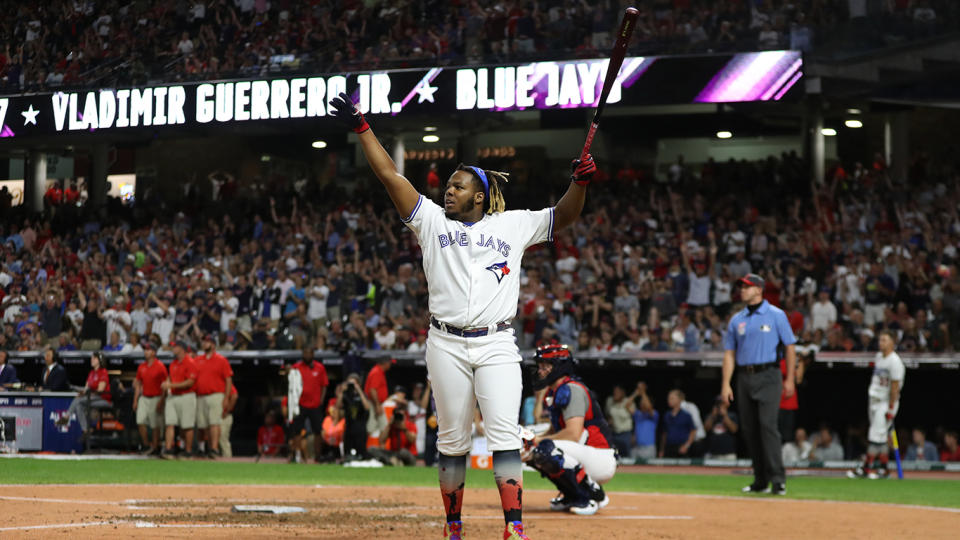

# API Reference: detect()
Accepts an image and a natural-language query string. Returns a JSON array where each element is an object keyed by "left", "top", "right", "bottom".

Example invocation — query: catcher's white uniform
[{"left": 403, "top": 194, "right": 554, "bottom": 455}]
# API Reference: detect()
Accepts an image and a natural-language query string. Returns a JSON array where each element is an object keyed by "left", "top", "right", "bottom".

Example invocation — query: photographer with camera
[
  {"left": 338, "top": 373, "right": 372, "bottom": 461},
  {"left": 369, "top": 389, "right": 418, "bottom": 467},
  {"left": 703, "top": 394, "right": 740, "bottom": 460}
]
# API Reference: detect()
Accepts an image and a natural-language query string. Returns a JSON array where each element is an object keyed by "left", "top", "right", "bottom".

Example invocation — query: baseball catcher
[{"left": 523, "top": 343, "right": 617, "bottom": 515}]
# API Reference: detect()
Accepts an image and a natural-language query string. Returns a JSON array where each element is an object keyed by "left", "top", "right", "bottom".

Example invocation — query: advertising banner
[{"left": 0, "top": 51, "right": 801, "bottom": 140}]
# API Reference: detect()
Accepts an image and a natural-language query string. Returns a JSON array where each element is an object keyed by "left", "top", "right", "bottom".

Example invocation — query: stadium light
[
  {"left": 821, "top": 128, "right": 837, "bottom": 136},
  {"left": 424, "top": 126, "right": 438, "bottom": 132},
  {"left": 422, "top": 135, "right": 440, "bottom": 143},
  {"left": 260, "top": 155, "right": 271, "bottom": 162},
  {"left": 847, "top": 108, "right": 862, "bottom": 114},
  {"left": 311, "top": 140, "right": 327, "bottom": 149},
  {"left": 844, "top": 119, "right": 863, "bottom": 128},
  {"left": 716, "top": 131, "right": 732, "bottom": 139}
]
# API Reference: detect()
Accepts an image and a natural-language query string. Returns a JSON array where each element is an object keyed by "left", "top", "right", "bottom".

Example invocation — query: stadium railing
[{"left": 5, "top": 350, "right": 959, "bottom": 370}]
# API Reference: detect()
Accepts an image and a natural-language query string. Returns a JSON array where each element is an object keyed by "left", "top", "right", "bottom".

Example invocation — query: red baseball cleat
[
  {"left": 444, "top": 520, "right": 463, "bottom": 539},
  {"left": 503, "top": 521, "right": 530, "bottom": 540}
]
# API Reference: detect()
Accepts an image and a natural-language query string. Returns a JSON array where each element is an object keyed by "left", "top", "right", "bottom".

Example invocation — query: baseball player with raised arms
[
  {"left": 849, "top": 329, "right": 905, "bottom": 479},
  {"left": 524, "top": 343, "right": 616, "bottom": 515},
  {"left": 330, "top": 92, "right": 595, "bottom": 540}
]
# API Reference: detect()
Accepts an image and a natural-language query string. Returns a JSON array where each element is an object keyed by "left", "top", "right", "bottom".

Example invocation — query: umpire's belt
[
  {"left": 739, "top": 362, "right": 778, "bottom": 374},
  {"left": 430, "top": 316, "right": 510, "bottom": 338}
]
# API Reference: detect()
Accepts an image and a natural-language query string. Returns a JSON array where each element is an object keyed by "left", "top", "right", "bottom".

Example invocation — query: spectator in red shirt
[
  {"left": 257, "top": 411, "right": 286, "bottom": 458},
  {"left": 942, "top": 431, "right": 960, "bottom": 462},
  {"left": 289, "top": 348, "right": 329, "bottom": 462},
  {"left": 63, "top": 182, "right": 79, "bottom": 205},
  {"left": 778, "top": 355, "right": 805, "bottom": 443},
  {"left": 44, "top": 182, "right": 63, "bottom": 207},
  {"left": 134, "top": 342, "right": 168, "bottom": 455},
  {"left": 57, "top": 351, "right": 111, "bottom": 438},
  {"left": 426, "top": 162, "right": 441, "bottom": 201},
  {"left": 195, "top": 334, "right": 233, "bottom": 458},
  {"left": 161, "top": 341, "right": 198, "bottom": 459},
  {"left": 365, "top": 357, "right": 391, "bottom": 404},
  {"left": 365, "top": 357, "right": 393, "bottom": 438},
  {"left": 369, "top": 391, "right": 418, "bottom": 466}
]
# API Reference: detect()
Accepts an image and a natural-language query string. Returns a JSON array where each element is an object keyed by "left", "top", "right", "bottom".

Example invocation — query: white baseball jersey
[
  {"left": 403, "top": 194, "right": 554, "bottom": 327},
  {"left": 868, "top": 350, "right": 905, "bottom": 402}
]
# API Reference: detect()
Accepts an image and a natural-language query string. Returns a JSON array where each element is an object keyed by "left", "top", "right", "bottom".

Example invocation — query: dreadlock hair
[{"left": 457, "top": 163, "right": 509, "bottom": 214}]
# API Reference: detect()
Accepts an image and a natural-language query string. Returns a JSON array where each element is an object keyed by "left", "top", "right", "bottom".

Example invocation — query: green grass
[{"left": 3, "top": 459, "right": 959, "bottom": 509}]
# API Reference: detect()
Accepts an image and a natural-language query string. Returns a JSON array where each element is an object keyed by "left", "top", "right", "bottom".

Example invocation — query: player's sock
[
  {"left": 438, "top": 453, "right": 467, "bottom": 522},
  {"left": 493, "top": 449, "right": 523, "bottom": 524}
]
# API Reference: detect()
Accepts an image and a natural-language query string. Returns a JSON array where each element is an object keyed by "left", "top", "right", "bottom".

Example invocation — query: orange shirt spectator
[{"left": 322, "top": 400, "right": 345, "bottom": 447}]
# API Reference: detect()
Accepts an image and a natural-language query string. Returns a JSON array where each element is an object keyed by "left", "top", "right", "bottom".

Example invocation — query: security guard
[{"left": 721, "top": 273, "right": 796, "bottom": 495}]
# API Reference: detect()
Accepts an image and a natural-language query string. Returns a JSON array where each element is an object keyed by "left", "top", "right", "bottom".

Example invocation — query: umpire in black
[{"left": 721, "top": 274, "right": 796, "bottom": 495}]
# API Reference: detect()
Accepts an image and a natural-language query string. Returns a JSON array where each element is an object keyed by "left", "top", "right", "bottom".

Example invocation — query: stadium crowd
[
  {"left": 2, "top": 143, "right": 960, "bottom": 461},
  {"left": 2, "top": 150, "right": 959, "bottom": 358},
  {"left": 1, "top": 0, "right": 957, "bottom": 93}
]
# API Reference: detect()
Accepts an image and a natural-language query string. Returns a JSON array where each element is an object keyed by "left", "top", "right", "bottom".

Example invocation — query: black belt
[
  {"left": 430, "top": 316, "right": 511, "bottom": 338},
  {"left": 740, "top": 362, "right": 778, "bottom": 374}
]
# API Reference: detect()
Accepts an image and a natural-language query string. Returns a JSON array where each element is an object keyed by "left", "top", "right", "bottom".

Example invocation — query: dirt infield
[{"left": 1, "top": 484, "right": 957, "bottom": 539}]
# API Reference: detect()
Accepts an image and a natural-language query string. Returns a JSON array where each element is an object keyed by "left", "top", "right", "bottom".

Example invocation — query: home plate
[{"left": 231, "top": 505, "right": 306, "bottom": 514}]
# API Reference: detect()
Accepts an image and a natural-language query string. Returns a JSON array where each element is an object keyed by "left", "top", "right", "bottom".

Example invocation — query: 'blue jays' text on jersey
[{"left": 402, "top": 195, "right": 554, "bottom": 327}]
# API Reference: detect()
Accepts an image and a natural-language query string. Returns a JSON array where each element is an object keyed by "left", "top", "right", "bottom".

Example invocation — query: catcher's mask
[{"left": 531, "top": 343, "right": 575, "bottom": 391}]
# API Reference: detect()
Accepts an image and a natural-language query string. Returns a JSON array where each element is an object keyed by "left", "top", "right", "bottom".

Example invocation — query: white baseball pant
[
  {"left": 425, "top": 326, "right": 523, "bottom": 456},
  {"left": 554, "top": 439, "right": 618, "bottom": 484},
  {"left": 868, "top": 399, "right": 899, "bottom": 444}
]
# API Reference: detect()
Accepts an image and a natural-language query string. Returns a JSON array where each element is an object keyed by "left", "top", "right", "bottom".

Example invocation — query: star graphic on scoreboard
[
  {"left": 21, "top": 104, "right": 39, "bottom": 126},
  {"left": 415, "top": 80, "right": 438, "bottom": 104}
]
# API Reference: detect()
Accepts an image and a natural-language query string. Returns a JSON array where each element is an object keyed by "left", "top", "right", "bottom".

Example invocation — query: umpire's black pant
[{"left": 737, "top": 367, "right": 785, "bottom": 485}]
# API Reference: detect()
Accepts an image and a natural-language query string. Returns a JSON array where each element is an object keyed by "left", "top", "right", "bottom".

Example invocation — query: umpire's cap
[{"left": 739, "top": 273, "right": 765, "bottom": 290}]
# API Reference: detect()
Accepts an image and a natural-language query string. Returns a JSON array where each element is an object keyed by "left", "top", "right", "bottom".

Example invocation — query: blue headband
[{"left": 468, "top": 166, "right": 489, "bottom": 199}]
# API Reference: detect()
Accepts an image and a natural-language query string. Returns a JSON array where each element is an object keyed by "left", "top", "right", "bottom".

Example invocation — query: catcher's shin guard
[{"left": 529, "top": 440, "right": 591, "bottom": 502}]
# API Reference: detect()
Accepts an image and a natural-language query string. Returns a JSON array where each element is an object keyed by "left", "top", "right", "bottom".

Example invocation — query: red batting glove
[
  {"left": 885, "top": 410, "right": 895, "bottom": 422},
  {"left": 571, "top": 154, "right": 597, "bottom": 186},
  {"left": 329, "top": 92, "right": 370, "bottom": 134}
]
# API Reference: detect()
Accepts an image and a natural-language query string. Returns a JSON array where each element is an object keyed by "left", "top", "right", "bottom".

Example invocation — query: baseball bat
[
  {"left": 890, "top": 424, "right": 904, "bottom": 479},
  {"left": 579, "top": 6, "right": 639, "bottom": 161}
]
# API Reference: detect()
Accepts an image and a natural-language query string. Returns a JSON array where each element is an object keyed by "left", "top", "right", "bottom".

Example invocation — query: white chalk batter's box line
[
  {"left": 0, "top": 514, "right": 695, "bottom": 533},
  {"left": 2, "top": 485, "right": 959, "bottom": 515},
  {"left": 0, "top": 520, "right": 266, "bottom": 532}
]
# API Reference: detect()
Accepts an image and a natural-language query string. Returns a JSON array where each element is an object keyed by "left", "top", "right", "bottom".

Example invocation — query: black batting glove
[
  {"left": 329, "top": 92, "right": 370, "bottom": 134},
  {"left": 571, "top": 154, "right": 597, "bottom": 185}
]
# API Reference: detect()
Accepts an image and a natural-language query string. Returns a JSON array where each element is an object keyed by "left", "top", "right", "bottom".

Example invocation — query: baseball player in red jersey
[
  {"left": 525, "top": 344, "right": 616, "bottom": 515},
  {"left": 331, "top": 92, "right": 594, "bottom": 540},
  {"left": 134, "top": 342, "right": 168, "bottom": 455},
  {"left": 195, "top": 335, "right": 233, "bottom": 459}
]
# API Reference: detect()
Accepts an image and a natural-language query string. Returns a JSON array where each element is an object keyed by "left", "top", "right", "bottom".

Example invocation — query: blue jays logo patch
[{"left": 486, "top": 261, "right": 511, "bottom": 283}]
